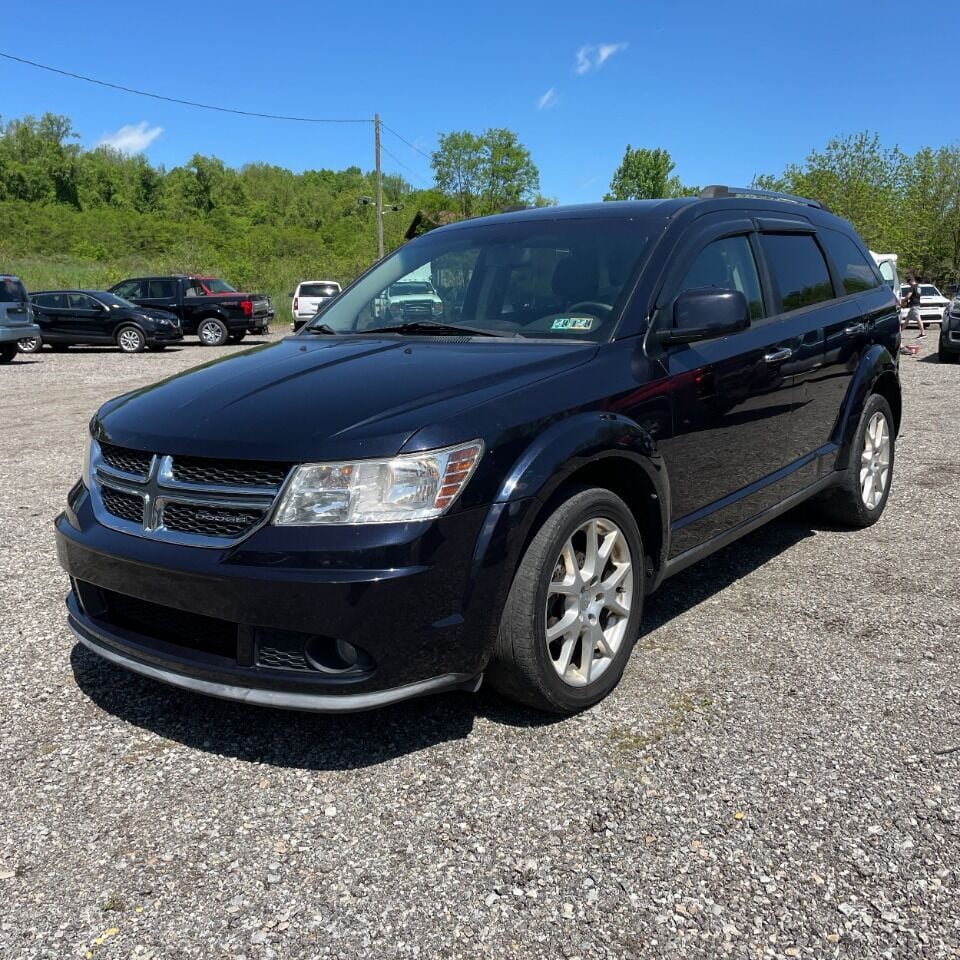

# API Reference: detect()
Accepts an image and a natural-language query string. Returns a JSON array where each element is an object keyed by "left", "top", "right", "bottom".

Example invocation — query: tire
[
  {"left": 0, "top": 342, "right": 18, "bottom": 364},
  {"left": 198, "top": 318, "right": 228, "bottom": 347},
  {"left": 487, "top": 485, "right": 644, "bottom": 714},
  {"left": 116, "top": 326, "right": 146, "bottom": 354},
  {"left": 147, "top": 345, "right": 167, "bottom": 352},
  {"left": 939, "top": 343, "right": 958, "bottom": 363},
  {"left": 817, "top": 394, "right": 895, "bottom": 528},
  {"left": 228, "top": 332, "right": 247, "bottom": 344},
  {"left": 17, "top": 336, "right": 42, "bottom": 353}
]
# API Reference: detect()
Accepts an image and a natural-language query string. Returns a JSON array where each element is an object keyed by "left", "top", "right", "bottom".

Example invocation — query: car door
[
  {"left": 650, "top": 221, "right": 801, "bottom": 557},
  {"left": 137, "top": 278, "right": 179, "bottom": 314},
  {"left": 62, "top": 293, "right": 104, "bottom": 343},
  {"left": 34, "top": 292, "right": 72, "bottom": 342}
]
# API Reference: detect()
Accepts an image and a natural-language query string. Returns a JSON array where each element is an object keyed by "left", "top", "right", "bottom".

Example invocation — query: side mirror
[
  {"left": 90, "top": 301, "right": 105, "bottom": 312},
  {"left": 658, "top": 288, "right": 750, "bottom": 346}
]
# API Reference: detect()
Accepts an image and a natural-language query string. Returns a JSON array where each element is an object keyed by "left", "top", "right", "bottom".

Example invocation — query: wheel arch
[
  {"left": 833, "top": 346, "right": 901, "bottom": 469},
  {"left": 114, "top": 322, "right": 146, "bottom": 343}
]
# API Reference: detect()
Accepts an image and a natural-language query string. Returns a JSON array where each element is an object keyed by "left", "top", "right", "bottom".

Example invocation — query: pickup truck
[{"left": 108, "top": 275, "right": 272, "bottom": 346}]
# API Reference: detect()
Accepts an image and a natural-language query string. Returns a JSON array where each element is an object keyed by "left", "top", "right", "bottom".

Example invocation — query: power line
[
  {"left": 379, "top": 143, "right": 431, "bottom": 187},
  {"left": 380, "top": 121, "right": 434, "bottom": 162},
  {"left": 0, "top": 52, "right": 369, "bottom": 123}
]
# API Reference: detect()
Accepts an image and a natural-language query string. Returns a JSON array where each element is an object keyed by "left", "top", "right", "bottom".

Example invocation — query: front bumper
[
  {"left": 56, "top": 483, "right": 534, "bottom": 711},
  {"left": 940, "top": 324, "right": 960, "bottom": 355},
  {"left": 146, "top": 329, "right": 183, "bottom": 345}
]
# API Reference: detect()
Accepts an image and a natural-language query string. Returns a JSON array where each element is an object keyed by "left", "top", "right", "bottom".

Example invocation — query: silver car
[{"left": 0, "top": 275, "right": 41, "bottom": 364}]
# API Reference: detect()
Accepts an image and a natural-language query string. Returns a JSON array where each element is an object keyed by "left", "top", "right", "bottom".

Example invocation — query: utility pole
[{"left": 374, "top": 113, "right": 384, "bottom": 260}]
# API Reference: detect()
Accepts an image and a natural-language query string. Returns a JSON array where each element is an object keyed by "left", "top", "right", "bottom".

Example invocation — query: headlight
[
  {"left": 273, "top": 440, "right": 484, "bottom": 525},
  {"left": 432, "top": 301, "right": 444, "bottom": 316}
]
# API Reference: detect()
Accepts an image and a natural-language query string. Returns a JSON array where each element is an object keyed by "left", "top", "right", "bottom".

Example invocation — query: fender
[{"left": 832, "top": 344, "right": 901, "bottom": 471}]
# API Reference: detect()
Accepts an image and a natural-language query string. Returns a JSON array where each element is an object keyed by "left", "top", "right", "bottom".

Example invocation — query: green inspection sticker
[{"left": 551, "top": 316, "right": 594, "bottom": 332}]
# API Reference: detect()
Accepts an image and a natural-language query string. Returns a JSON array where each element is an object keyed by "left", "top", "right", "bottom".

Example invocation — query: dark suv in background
[{"left": 56, "top": 187, "right": 901, "bottom": 715}]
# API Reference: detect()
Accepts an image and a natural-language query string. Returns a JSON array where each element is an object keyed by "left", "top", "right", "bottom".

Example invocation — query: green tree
[
  {"left": 432, "top": 128, "right": 540, "bottom": 217},
  {"left": 604, "top": 146, "right": 693, "bottom": 201}
]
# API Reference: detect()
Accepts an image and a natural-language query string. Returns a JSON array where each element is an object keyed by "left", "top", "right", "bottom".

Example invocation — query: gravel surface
[{"left": 1, "top": 333, "right": 958, "bottom": 959}]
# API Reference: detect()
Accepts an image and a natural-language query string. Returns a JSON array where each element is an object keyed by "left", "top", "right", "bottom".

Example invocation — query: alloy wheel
[
  {"left": 544, "top": 517, "right": 634, "bottom": 687},
  {"left": 199, "top": 321, "right": 224, "bottom": 345},
  {"left": 118, "top": 329, "right": 143, "bottom": 352},
  {"left": 860, "top": 411, "right": 890, "bottom": 509}
]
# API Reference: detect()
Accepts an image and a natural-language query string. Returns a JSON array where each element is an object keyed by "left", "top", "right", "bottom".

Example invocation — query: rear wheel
[
  {"left": 198, "top": 318, "right": 228, "bottom": 346},
  {"left": 117, "top": 326, "right": 146, "bottom": 354},
  {"left": 817, "top": 394, "right": 894, "bottom": 528},
  {"left": 487, "top": 486, "right": 644, "bottom": 713},
  {"left": 17, "top": 336, "right": 42, "bottom": 353},
  {"left": 0, "top": 343, "right": 18, "bottom": 364}
]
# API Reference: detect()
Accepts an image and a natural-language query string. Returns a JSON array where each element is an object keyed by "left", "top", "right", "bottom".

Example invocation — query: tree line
[{"left": 1, "top": 113, "right": 957, "bottom": 319}]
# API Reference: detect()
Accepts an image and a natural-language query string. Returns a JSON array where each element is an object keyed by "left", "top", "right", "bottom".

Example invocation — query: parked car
[
  {"left": 290, "top": 280, "right": 341, "bottom": 331},
  {"left": 20, "top": 290, "right": 182, "bottom": 354},
  {"left": 56, "top": 186, "right": 901, "bottom": 715},
  {"left": 108, "top": 275, "right": 271, "bottom": 346},
  {"left": 939, "top": 294, "right": 960, "bottom": 362},
  {"left": 380, "top": 278, "right": 445, "bottom": 324},
  {"left": 0, "top": 274, "right": 40, "bottom": 364},
  {"left": 899, "top": 282, "right": 949, "bottom": 326}
]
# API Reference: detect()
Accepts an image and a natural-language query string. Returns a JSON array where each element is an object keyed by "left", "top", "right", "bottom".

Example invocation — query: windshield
[
  {"left": 201, "top": 278, "right": 238, "bottom": 294},
  {"left": 96, "top": 292, "right": 136, "bottom": 309},
  {"left": 0, "top": 277, "right": 27, "bottom": 303},
  {"left": 304, "top": 217, "right": 652, "bottom": 342}
]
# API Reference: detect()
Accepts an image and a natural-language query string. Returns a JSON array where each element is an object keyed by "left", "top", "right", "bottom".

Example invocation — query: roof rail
[{"left": 699, "top": 185, "right": 824, "bottom": 210}]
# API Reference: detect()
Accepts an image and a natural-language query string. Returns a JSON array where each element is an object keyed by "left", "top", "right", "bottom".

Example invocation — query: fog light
[{"left": 305, "top": 635, "right": 374, "bottom": 674}]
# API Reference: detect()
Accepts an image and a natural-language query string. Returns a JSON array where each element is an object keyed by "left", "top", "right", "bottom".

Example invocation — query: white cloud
[
  {"left": 575, "top": 42, "right": 628, "bottom": 75},
  {"left": 97, "top": 122, "right": 163, "bottom": 153},
  {"left": 537, "top": 87, "right": 559, "bottom": 110}
]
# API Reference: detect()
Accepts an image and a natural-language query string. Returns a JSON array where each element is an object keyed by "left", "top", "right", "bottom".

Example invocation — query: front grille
[
  {"left": 100, "top": 442, "right": 152, "bottom": 477},
  {"left": 171, "top": 455, "right": 290, "bottom": 488},
  {"left": 400, "top": 300, "right": 433, "bottom": 317},
  {"left": 99, "top": 588, "right": 237, "bottom": 659},
  {"left": 101, "top": 486, "right": 145, "bottom": 524},
  {"left": 162, "top": 502, "right": 263, "bottom": 538}
]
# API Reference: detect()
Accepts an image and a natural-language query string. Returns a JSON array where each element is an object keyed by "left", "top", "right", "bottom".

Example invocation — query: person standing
[{"left": 902, "top": 274, "right": 926, "bottom": 339}]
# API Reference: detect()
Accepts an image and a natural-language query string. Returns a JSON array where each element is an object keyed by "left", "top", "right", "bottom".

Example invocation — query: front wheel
[
  {"left": 939, "top": 342, "right": 958, "bottom": 363},
  {"left": 117, "top": 326, "right": 146, "bottom": 353},
  {"left": 817, "top": 394, "right": 895, "bottom": 528},
  {"left": 198, "top": 318, "right": 228, "bottom": 346},
  {"left": 487, "top": 486, "right": 644, "bottom": 713}
]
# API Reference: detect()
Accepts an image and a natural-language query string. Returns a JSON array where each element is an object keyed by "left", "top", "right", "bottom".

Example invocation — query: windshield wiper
[
  {"left": 357, "top": 320, "right": 515, "bottom": 338},
  {"left": 303, "top": 323, "right": 340, "bottom": 335}
]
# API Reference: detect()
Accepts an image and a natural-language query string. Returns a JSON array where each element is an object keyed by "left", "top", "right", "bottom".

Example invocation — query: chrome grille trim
[{"left": 89, "top": 439, "right": 292, "bottom": 548}]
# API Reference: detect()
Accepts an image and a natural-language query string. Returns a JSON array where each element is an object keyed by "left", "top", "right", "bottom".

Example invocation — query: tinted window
[
  {"left": 0, "top": 277, "right": 27, "bottom": 302},
  {"left": 819, "top": 230, "right": 880, "bottom": 295},
  {"left": 146, "top": 280, "right": 175, "bottom": 299},
  {"left": 112, "top": 280, "right": 142, "bottom": 299},
  {"left": 300, "top": 283, "right": 340, "bottom": 297},
  {"left": 760, "top": 234, "right": 835, "bottom": 312},
  {"left": 67, "top": 293, "right": 94, "bottom": 310},
  {"left": 34, "top": 293, "right": 64, "bottom": 308},
  {"left": 677, "top": 235, "right": 764, "bottom": 320}
]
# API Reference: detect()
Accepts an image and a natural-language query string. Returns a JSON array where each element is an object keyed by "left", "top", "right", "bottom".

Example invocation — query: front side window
[
  {"left": 112, "top": 280, "right": 142, "bottom": 299},
  {"left": 677, "top": 235, "right": 764, "bottom": 320},
  {"left": 819, "top": 230, "right": 881, "bottom": 295},
  {"left": 760, "top": 234, "right": 835, "bottom": 312},
  {"left": 200, "top": 278, "right": 237, "bottom": 294},
  {"left": 67, "top": 293, "right": 94, "bottom": 311},
  {"left": 304, "top": 218, "right": 653, "bottom": 342}
]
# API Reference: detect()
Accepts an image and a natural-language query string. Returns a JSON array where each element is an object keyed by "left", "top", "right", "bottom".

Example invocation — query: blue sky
[{"left": 3, "top": 0, "right": 955, "bottom": 204}]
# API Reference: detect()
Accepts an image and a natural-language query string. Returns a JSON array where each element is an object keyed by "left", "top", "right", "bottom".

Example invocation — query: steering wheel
[{"left": 568, "top": 301, "right": 612, "bottom": 318}]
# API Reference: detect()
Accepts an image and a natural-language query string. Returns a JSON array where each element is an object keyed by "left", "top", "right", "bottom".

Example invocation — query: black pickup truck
[{"left": 108, "top": 275, "right": 272, "bottom": 346}]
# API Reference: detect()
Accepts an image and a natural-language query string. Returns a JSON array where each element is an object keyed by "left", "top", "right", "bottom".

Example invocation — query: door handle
[
  {"left": 764, "top": 347, "right": 793, "bottom": 363},
  {"left": 844, "top": 322, "right": 865, "bottom": 335}
]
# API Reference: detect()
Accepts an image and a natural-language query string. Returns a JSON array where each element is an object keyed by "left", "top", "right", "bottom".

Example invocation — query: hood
[
  {"left": 95, "top": 335, "right": 596, "bottom": 461},
  {"left": 137, "top": 307, "right": 179, "bottom": 322}
]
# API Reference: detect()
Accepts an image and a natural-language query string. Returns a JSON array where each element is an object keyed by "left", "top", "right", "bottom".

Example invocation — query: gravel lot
[{"left": 1, "top": 333, "right": 958, "bottom": 959}]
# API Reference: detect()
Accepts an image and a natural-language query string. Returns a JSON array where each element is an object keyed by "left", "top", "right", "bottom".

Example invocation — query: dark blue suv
[{"left": 55, "top": 188, "right": 901, "bottom": 714}]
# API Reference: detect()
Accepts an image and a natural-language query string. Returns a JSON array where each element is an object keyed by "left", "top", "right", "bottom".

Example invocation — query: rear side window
[
  {"left": 819, "top": 230, "right": 881, "bottom": 295},
  {"left": 760, "top": 234, "right": 835, "bottom": 312},
  {"left": 146, "top": 280, "right": 175, "bottom": 299},
  {"left": 677, "top": 235, "right": 765, "bottom": 320},
  {"left": 35, "top": 293, "right": 64, "bottom": 308},
  {"left": 112, "top": 280, "right": 142, "bottom": 299}
]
